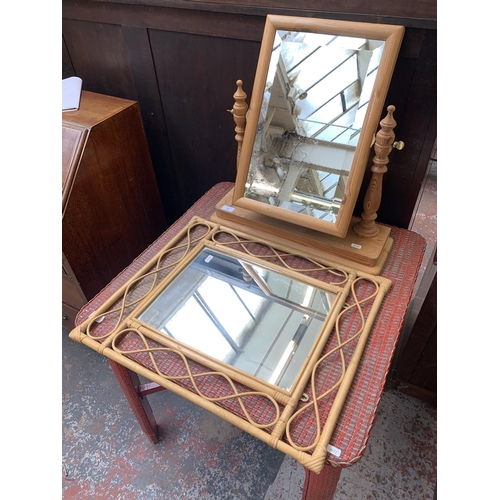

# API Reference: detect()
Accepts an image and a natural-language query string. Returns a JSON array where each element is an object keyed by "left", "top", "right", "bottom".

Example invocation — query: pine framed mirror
[{"left": 231, "top": 15, "right": 404, "bottom": 238}]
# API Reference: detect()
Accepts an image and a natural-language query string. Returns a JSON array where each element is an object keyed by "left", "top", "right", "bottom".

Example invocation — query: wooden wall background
[{"left": 62, "top": 0, "right": 437, "bottom": 228}]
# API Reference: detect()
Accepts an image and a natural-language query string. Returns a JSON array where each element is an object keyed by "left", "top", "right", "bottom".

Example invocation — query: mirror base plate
[{"left": 212, "top": 189, "right": 392, "bottom": 275}]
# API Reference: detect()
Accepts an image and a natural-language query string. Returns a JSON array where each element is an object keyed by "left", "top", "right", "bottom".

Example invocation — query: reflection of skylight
[
  {"left": 164, "top": 276, "right": 265, "bottom": 362},
  {"left": 269, "top": 32, "right": 384, "bottom": 144},
  {"left": 246, "top": 30, "right": 386, "bottom": 220},
  {"left": 198, "top": 277, "right": 264, "bottom": 342},
  {"left": 165, "top": 294, "right": 233, "bottom": 361},
  {"left": 139, "top": 248, "right": 337, "bottom": 391}
]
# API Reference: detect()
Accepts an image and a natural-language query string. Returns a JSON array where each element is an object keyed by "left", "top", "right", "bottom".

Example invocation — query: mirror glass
[
  {"left": 246, "top": 31, "right": 384, "bottom": 222},
  {"left": 232, "top": 17, "right": 404, "bottom": 238},
  {"left": 138, "top": 247, "right": 336, "bottom": 392}
]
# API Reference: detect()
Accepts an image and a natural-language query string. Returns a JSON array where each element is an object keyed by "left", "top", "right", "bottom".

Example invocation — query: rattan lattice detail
[
  {"left": 112, "top": 328, "right": 281, "bottom": 429},
  {"left": 210, "top": 229, "right": 350, "bottom": 286},
  {"left": 286, "top": 277, "right": 380, "bottom": 451}
]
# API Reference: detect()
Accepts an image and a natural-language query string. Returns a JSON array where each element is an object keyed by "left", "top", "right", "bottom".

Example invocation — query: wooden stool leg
[
  {"left": 302, "top": 464, "right": 342, "bottom": 500},
  {"left": 108, "top": 359, "right": 159, "bottom": 443}
]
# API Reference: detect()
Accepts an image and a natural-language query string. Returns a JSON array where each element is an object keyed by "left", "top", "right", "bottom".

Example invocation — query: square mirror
[
  {"left": 137, "top": 246, "right": 338, "bottom": 393},
  {"left": 231, "top": 16, "right": 404, "bottom": 238}
]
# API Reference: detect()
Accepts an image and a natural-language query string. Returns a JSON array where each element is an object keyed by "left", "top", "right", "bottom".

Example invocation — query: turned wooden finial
[
  {"left": 353, "top": 105, "right": 400, "bottom": 238},
  {"left": 228, "top": 80, "right": 248, "bottom": 170}
]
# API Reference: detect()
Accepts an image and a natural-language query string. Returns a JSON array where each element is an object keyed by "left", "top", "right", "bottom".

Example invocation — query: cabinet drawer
[
  {"left": 62, "top": 254, "right": 87, "bottom": 315},
  {"left": 63, "top": 273, "right": 87, "bottom": 310},
  {"left": 62, "top": 302, "right": 80, "bottom": 329}
]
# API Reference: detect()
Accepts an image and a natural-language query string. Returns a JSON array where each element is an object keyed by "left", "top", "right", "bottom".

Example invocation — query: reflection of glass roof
[
  {"left": 246, "top": 31, "right": 385, "bottom": 222},
  {"left": 162, "top": 275, "right": 264, "bottom": 362},
  {"left": 269, "top": 31, "right": 384, "bottom": 146},
  {"left": 139, "top": 248, "right": 334, "bottom": 391}
]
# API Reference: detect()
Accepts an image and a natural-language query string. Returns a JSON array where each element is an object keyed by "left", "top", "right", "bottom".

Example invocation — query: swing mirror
[{"left": 232, "top": 15, "right": 404, "bottom": 238}]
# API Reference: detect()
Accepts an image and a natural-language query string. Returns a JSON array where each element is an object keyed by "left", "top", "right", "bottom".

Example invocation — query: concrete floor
[
  {"left": 62, "top": 328, "right": 436, "bottom": 499},
  {"left": 62, "top": 158, "right": 437, "bottom": 499}
]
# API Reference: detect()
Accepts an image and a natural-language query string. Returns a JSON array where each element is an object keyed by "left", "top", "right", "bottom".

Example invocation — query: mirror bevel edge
[{"left": 232, "top": 15, "right": 405, "bottom": 238}]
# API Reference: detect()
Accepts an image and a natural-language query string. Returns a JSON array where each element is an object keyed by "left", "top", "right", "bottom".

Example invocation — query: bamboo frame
[
  {"left": 232, "top": 15, "right": 404, "bottom": 238},
  {"left": 70, "top": 217, "right": 391, "bottom": 473}
]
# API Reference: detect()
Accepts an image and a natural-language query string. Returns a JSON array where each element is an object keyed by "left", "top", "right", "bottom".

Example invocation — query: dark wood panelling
[
  {"left": 149, "top": 29, "right": 260, "bottom": 210},
  {"left": 121, "top": 26, "right": 181, "bottom": 218},
  {"left": 92, "top": 0, "right": 437, "bottom": 29},
  {"left": 63, "top": 1, "right": 266, "bottom": 41},
  {"left": 355, "top": 28, "right": 437, "bottom": 228},
  {"left": 62, "top": 19, "right": 137, "bottom": 99},
  {"left": 62, "top": 36, "right": 75, "bottom": 78},
  {"left": 62, "top": 0, "right": 436, "bottom": 228}
]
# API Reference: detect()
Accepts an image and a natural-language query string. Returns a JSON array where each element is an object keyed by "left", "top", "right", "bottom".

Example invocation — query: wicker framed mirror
[
  {"left": 70, "top": 217, "right": 391, "bottom": 472},
  {"left": 231, "top": 15, "right": 404, "bottom": 238}
]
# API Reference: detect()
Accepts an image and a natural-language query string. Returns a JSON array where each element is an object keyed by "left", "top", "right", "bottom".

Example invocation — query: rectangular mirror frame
[
  {"left": 70, "top": 217, "right": 391, "bottom": 473},
  {"left": 232, "top": 15, "right": 404, "bottom": 238}
]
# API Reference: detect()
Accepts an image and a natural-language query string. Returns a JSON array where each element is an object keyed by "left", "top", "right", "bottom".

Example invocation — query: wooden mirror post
[
  {"left": 228, "top": 80, "right": 248, "bottom": 170},
  {"left": 353, "top": 105, "right": 403, "bottom": 238}
]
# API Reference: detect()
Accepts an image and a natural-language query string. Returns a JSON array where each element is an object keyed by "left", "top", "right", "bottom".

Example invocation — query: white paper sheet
[{"left": 62, "top": 77, "right": 83, "bottom": 112}]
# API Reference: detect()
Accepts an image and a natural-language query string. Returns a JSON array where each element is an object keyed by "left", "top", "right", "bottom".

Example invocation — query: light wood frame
[
  {"left": 232, "top": 15, "right": 404, "bottom": 238},
  {"left": 70, "top": 217, "right": 391, "bottom": 473}
]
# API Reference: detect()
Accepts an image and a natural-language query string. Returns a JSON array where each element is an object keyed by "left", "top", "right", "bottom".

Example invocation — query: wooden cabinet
[{"left": 62, "top": 91, "right": 167, "bottom": 328}]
